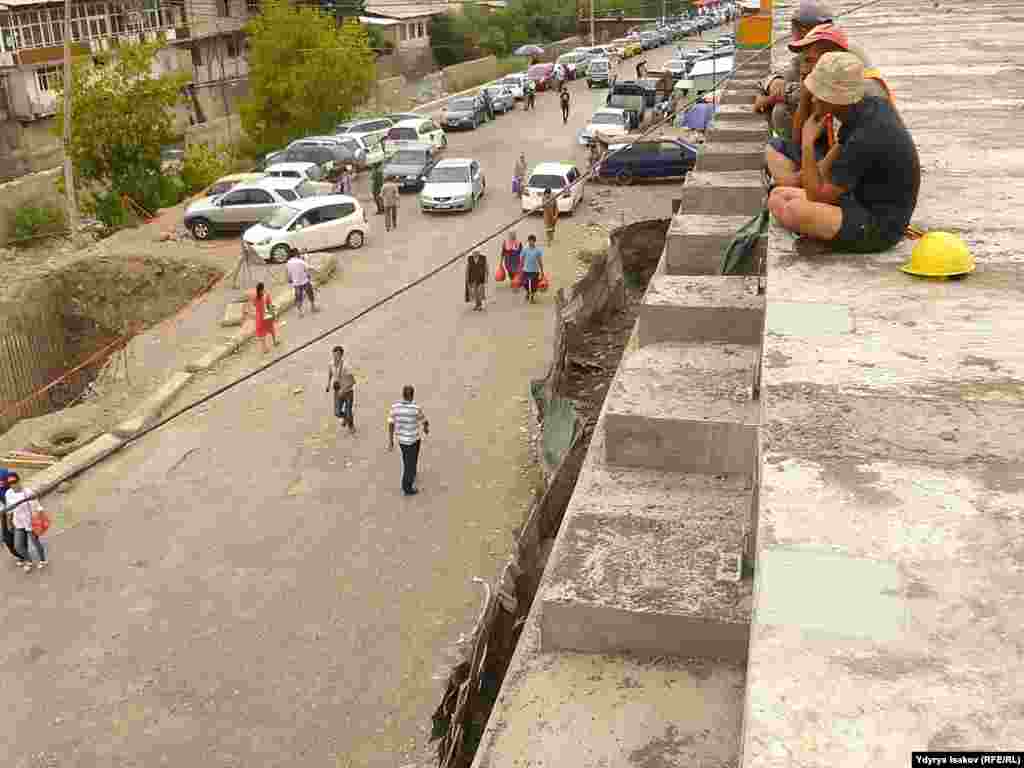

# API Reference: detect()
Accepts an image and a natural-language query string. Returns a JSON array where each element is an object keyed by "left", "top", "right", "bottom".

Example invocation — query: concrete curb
[
  {"left": 111, "top": 371, "right": 194, "bottom": 439},
  {"left": 27, "top": 433, "right": 126, "bottom": 496}
]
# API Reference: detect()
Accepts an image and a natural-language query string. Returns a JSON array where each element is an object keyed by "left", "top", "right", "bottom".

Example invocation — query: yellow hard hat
[{"left": 900, "top": 232, "right": 975, "bottom": 278}]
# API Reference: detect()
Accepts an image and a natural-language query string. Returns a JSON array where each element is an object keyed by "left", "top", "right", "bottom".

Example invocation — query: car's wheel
[
  {"left": 587, "top": 81, "right": 592, "bottom": 89},
  {"left": 269, "top": 243, "right": 291, "bottom": 263},
  {"left": 189, "top": 218, "right": 212, "bottom": 240},
  {"left": 346, "top": 230, "right": 365, "bottom": 249},
  {"left": 615, "top": 168, "right": 633, "bottom": 187}
]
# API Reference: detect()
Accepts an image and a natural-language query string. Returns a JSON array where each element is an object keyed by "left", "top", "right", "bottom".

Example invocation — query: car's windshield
[
  {"left": 448, "top": 99, "right": 475, "bottom": 111},
  {"left": 527, "top": 173, "right": 566, "bottom": 190},
  {"left": 388, "top": 127, "right": 417, "bottom": 141},
  {"left": 484, "top": 87, "right": 504, "bottom": 97},
  {"left": 428, "top": 166, "right": 470, "bottom": 183},
  {"left": 391, "top": 150, "right": 427, "bottom": 165},
  {"left": 263, "top": 206, "right": 299, "bottom": 229},
  {"left": 591, "top": 112, "right": 624, "bottom": 125}
]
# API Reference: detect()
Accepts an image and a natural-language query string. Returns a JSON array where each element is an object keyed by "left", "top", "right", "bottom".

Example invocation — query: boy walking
[
  {"left": 520, "top": 234, "right": 545, "bottom": 304},
  {"left": 286, "top": 248, "right": 319, "bottom": 317},
  {"left": 326, "top": 345, "right": 356, "bottom": 432}
]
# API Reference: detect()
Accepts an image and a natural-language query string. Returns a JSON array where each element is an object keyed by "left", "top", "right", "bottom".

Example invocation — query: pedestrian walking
[
  {"left": 4, "top": 472, "right": 48, "bottom": 573},
  {"left": 482, "top": 89, "right": 494, "bottom": 122},
  {"left": 513, "top": 153, "right": 527, "bottom": 197},
  {"left": 542, "top": 188, "right": 559, "bottom": 245},
  {"left": 246, "top": 281, "right": 278, "bottom": 353},
  {"left": 286, "top": 247, "right": 319, "bottom": 317},
  {"left": 525, "top": 80, "right": 536, "bottom": 111},
  {"left": 520, "top": 234, "right": 545, "bottom": 304},
  {"left": 381, "top": 176, "right": 400, "bottom": 232},
  {"left": 326, "top": 345, "right": 356, "bottom": 432},
  {"left": 1, "top": 468, "right": 25, "bottom": 564},
  {"left": 372, "top": 162, "right": 385, "bottom": 215},
  {"left": 559, "top": 88, "right": 571, "bottom": 124},
  {"left": 387, "top": 385, "right": 430, "bottom": 496},
  {"left": 501, "top": 230, "right": 523, "bottom": 283},
  {"left": 336, "top": 165, "right": 354, "bottom": 196},
  {"left": 465, "top": 250, "right": 488, "bottom": 311}
]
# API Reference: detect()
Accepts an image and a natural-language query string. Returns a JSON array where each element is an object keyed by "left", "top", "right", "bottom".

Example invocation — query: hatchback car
[
  {"left": 383, "top": 117, "right": 447, "bottom": 153},
  {"left": 441, "top": 95, "right": 488, "bottom": 130},
  {"left": 527, "top": 63, "right": 556, "bottom": 91},
  {"left": 521, "top": 162, "right": 584, "bottom": 215},
  {"left": 184, "top": 178, "right": 307, "bottom": 241},
  {"left": 381, "top": 143, "right": 437, "bottom": 191},
  {"left": 419, "top": 158, "right": 486, "bottom": 213},
  {"left": 483, "top": 85, "right": 515, "bottom": 114},
  {"left": 242, "top": 195, "right": 369, "bottom": 262},
  {"left": 598, "top": 139, "right": 698, "bottom": 184}
]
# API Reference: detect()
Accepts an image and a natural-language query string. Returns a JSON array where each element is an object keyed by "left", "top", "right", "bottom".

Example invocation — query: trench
[
  {"left": 0, "top": 253, "right": 221, "bottom": 437},
  {"left": 429, "top": 220, "right": 668, "bottom": 768}
]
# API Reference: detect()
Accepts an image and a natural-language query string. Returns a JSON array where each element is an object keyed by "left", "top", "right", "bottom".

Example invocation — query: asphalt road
[{"left": 0, "top": 31, "right": 728, "bottom": 768}]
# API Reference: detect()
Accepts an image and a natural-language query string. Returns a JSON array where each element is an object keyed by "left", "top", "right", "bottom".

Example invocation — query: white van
[
  {"left": 242, "top": 194, "right": 369, "bottom": 263},
  {"left": 521, "top": 162, "right": 584, "bottom": 215}
]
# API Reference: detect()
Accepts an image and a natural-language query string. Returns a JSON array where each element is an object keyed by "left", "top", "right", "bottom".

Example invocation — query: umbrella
[{"left": 514, "top": 44, "right": 545, "bottom": 56}]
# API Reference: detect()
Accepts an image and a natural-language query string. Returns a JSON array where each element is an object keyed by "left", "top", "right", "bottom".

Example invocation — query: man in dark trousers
[
  {"left": 559, "top": 87, "right": 570, "bottom": 124},
  {"left": 388, "top": 385, "right": 430, "bottom": 496}
]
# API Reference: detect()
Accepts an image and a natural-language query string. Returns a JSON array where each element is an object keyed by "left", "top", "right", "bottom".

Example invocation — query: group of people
[
  {"left": 755, "top": 0, "right": 920, "bottom": 254},
  {"left": 1, "top": 467, "right": 50, "bottom": 573},
  {"left": 464, "top": 229, "right": 548, "bottom": 310}
]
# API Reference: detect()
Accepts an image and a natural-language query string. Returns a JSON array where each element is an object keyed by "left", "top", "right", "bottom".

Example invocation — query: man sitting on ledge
[{"left": 768, "top": 52, "right": 920, "bottom": 254}]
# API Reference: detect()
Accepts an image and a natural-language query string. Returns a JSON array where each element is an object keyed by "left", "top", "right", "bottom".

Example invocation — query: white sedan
[
  {"left": 496, "top": 73, "right": 528, "bottom": 100},
  {"left": 578, "top": 107, "right": 630, "bottom": 146}
]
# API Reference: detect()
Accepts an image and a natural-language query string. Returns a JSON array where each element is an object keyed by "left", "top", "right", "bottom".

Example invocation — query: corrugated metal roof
[{"left": 363, "top": 1, "right": 448, "bottom": 20}]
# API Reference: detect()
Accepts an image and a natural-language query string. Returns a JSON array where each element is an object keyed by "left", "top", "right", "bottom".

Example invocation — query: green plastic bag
[{"left": 720, "top": 207, "right": 769, "bottom": 275}]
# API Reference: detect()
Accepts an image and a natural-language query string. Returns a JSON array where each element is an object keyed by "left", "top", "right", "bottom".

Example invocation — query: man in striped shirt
[{"left": 387, "top": 385, "right": 430, "bottom": 496}]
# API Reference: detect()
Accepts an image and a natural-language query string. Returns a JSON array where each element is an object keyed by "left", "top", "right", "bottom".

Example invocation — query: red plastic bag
[
  {"left": 537, "top": 273, "right": 550, "bottom": 292},
  {"left": 32, "top": 509, "right": 50, "bottom": 537},
  {"left": 511, "top": 272, "right": 523, "bottom": 289},
  {"left": 495, "top": 263, "right": 506, "bottom": 282}
]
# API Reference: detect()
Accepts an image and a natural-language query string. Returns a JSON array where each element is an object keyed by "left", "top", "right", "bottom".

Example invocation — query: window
[
  {"left": 226, "top": 36, "right": 239, "bottom": 59},
  {"left": 277, "top": 188, "right": 298, "bottom": 201},
  {"left": 217, "top": 0, "right": 230, "bottom": 17},
  {"left": 191, "top": 46, "right": 202, "bottom": 67},
  {"left": 417, "top": 21, "right": 424, "bottom": 37},
  {"left": 247, "top": 0, "right": 260, "bottom": 12},
  {"left": 249, "top": 189, "right": 274, "bottom": 204},
  {"left": 35, "top": 65, "right": 62, "bottom": 94},
  {"left": 221, "top": 190, "right": 248, "bottom": 206},
  {"left": 399, "top": 25, "right": 406, "bottom": 41},
  {"left": 407, "top": 23, "right": 415, "bottom": 40}
]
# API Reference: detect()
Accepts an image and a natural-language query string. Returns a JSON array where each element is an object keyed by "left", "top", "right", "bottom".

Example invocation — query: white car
[
  {"left": 335, "top": 117, "right": 394, "bottom": 147},
  {"left": 383, "top": 117, "right": 447, "bottom": 154},
  {"left": 497, "top": 73, "right": 527, "bottom": 99},
  {"left": 419, "top": 158, "right": 486, "bottom": 213},
  {"left": 265, "top": 161, "right": 324, "bottom": 182},
  {"left": 578, "top": 107, "right": 630, "bottom": 146},
  {"left": 348, "top": 133, "right": 387, "bottom": 166},
  {"left": 242, "top": 194, "right": 369, "bottom": 263},
  {"left": 521, "top": 162, "right": 584, "bottom": 215}
]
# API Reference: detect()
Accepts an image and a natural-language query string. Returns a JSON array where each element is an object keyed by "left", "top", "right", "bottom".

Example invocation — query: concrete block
[
  {"left": 541, "top": 509, "right": 752, "bottom": 659},
  {"left": 695, "top": 141, "right": 765, "bottom": 172},
  {"left": 680, "top": 170, "right": 765, "bottom": 216},
  {"left": 111, "top": 372, "right": 194, "bottom": 438},
  {"left": 604, "top": 342, "right": 761, "bottom": 475},
  {"left": 27, "top": 433, "right": 126, "bottom": 496},
  {"left": 639, "top": 275, "right": 765, "bottom": 347},
  {"left": 185, "top": 341, "right": 237, "bottom": 373},
  {"left": 724, "top": 77, "right": 762, "bottom": 92},
  {"left": 666, "top": 213, "right": 766, "bottom": 275},
  {"left": 721, "top": 88, "right": 756, "bottom": 105},
  {"left": 707, "top": 123, "right": 770, "bottom": 143},
  {"left": 712, "top": 103, "right": 765, "bottom": 124},
  {"left": 221, "top": 301, "right": 245, "bottom": 327}
]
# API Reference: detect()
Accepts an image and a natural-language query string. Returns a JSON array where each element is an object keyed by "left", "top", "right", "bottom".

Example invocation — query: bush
[
  {"left": 181, "top": 143, "right": 232, "bottom": 195},
  {"left": 92, "top": 190, "right": 134, "bottom": 230},
  {"left": 9, "top": 203, "right": 66, "bottom": 245},
  {"left": 159, "top": 174, "right": 187, "bottom": 208}
]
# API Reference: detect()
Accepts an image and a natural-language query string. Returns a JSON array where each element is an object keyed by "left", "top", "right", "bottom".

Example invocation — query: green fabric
[
  {"left": 721, "top": 208, "right": 769, "bottom": 275},
  {"left": 540, "top": 394, "right": 577, "bottom": 470},
  {"left": 372, "top": 165, "right": 384, "bottom": 194}
]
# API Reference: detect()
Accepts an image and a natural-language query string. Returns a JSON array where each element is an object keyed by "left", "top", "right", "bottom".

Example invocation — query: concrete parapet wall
[{"left": 0, "top": 167, "right": 65, "bottom": 246}]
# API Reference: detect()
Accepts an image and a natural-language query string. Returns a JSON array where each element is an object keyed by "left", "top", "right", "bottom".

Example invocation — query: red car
[{"left": 527, "top": 63, "right": 556, "bottom": 91}]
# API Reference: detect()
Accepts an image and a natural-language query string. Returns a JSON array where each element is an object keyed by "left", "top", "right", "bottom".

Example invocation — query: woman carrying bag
[{"left": 500, "top": 230, "right": 523, "bottom": 287}]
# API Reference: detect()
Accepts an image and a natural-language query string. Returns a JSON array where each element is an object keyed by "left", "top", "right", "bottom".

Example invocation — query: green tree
[
  {"left": 428, "top": 13, "right": 469, "bottom": 67},
  {"left": 241, "top": 0, "right": 375, "bottom": 152},
  {"left": 54, "top": 40, "right": 189, "bottom": 213}
]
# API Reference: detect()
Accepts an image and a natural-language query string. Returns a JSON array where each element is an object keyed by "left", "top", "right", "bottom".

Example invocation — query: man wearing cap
[
  {"left": 764, "top": 23, "right": 892, "bottom": 188},
  {"left": 768, "top": 52, "right": 920, "bottom": 254}
]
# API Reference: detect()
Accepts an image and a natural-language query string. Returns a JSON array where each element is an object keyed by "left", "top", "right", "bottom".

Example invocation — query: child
[
  {"left": 326, "top": 346, "right": 356, "bottom": 433},
  {"left": 4, "top": 472, "right": 48, "bottom": 572}
]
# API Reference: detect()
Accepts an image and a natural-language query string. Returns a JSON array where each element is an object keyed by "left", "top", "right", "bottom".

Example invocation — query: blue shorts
[{"left": 768, "top": 137, "right": 827, "bottom": 167}]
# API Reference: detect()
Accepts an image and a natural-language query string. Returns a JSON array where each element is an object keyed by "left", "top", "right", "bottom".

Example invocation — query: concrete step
[
  {"left": 721, "top": 88, "right": 756, "bottom": 105},
  {"left": 639, "top": 275, "right": 765, "bottom": 347},
  {"left": 724, "top": 77, "right": 763, "bottom": 92},
  {"left": 666, "top": 213, "right": 767, "bottom": 276},
  {"left": 707, "top": 123, "right": 770, "bottom": 143},
  {"left": 712, "top": 103, "right": 765, "bottom": 124},
  {"left": 604, "top": 342, "right": 761, "bottom": 475},
  {"left": 695, "top": 141, "right": 764, "bottom": 172},
  {"left": 681, "top": 170, "right": 765, "bottom": 216},
  {"left": 540, "top": 475, "right": 753, "bottom": 659}
]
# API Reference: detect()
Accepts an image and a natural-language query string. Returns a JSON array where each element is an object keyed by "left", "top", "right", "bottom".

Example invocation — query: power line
[{"left": 4, "top": 0, "right": 885, "bottom": 513}]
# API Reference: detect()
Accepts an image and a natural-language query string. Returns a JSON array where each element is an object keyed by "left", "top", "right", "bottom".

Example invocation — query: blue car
[{"left": 598, "top": 138, "right": 698, "bottom": 184}]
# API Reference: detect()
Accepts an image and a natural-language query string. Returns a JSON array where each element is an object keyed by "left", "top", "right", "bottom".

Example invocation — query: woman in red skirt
[{"left": 247, "top": 282, "right": 278, "bottom": 353}]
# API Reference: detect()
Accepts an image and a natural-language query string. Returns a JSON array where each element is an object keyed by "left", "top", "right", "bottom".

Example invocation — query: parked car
[
  {"left": 578, "top": 107, "right": 630, "bottom": 146},
  {"left": 381, "top": 143, "right": 437, "bottom": 191},
  {"left": 664, "top": 59, "right": 689, "bottom": 80},
  {"left": 639, "top": 31, "right": 660, "bottom": 49},
  {"left": 527, "top": 62, "right": 556, "bottom": 91},
  {"left": 254, "top": 150, "right": 286, "bottom": 171},
  {"left": 334, "top": 117, "right": 394, "bottom": 146},
  {"left": 520, "top": 162, "right": 584, "bottom": 215},
  {"left": 483, "top": 85, "right": 515, "bottom": 114},
  {"left": 441, "top": 95, "right": 488, "bottom": 130},
  {"left": 613, "top": 38, "right": 641, "bottom": 57},
  {"left": 203, "top": 172, "right": 267, "bottom": 198},
  {"left": 587, "top": 58, "right": 612, "bottom": 88},
  {"left": 241, "top": 195, "right": 368, "bottom": 262},
  {"left": 598, "top": 138, "right": 698, "bottom": 184},
  {"left": 419, "top": 158, "right": 486, "bottom": 213},
  {"left": 383, "top": 117, "right": 447, "bottom": 153},
  {"left": 184, "top": 178, "right": 307, "bottom": 241},
  {"left": 386, "top": 112, "right": 423, "bottom": 123},
  {"left": 280, "top": 144, "right": 352, "bottom": 174},
  {"left": 498, "top": 74, "right": 528, "bottom": 100},
  {"left": 265, "top": 161, "right": 324, "bottom": 182}
]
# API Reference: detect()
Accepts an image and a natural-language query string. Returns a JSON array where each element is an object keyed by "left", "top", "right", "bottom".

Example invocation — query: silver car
[
  {"left": 483, "top": 85, "right": 515, "bottom": 114},
  {"left": 183, "top": 178, "right": 308, "bottom": 240},
  {"left": 419, "top": 158, "right": 486, "bottom": 213}
]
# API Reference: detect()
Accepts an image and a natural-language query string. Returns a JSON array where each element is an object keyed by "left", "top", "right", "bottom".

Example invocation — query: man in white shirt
[
  {"left": 387, "top": 385, "right": 430, "bottom": 496},
  {"left": 285, "top": 248, "right": 320, "bottom": 317},
  {"left": 4, "top": 472, "right": 47, "bottom": 572}
]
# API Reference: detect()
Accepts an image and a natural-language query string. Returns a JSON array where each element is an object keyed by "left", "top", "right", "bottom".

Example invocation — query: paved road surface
[{"left": 0, "top": 34, "right": 718, "bottom": 768}]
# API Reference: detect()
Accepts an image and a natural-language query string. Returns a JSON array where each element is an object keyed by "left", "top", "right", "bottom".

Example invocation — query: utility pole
[
  {"left": 61, "top": 0, "right": 79, "bottom": 236},
  {"left": 589, "top": 0, "right": 595, "bottom": 46}
]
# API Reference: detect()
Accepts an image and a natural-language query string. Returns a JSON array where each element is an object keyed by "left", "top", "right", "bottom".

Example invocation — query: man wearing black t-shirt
[{"left": 768, "top": 52, "right": 920, "bottom": 253}]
